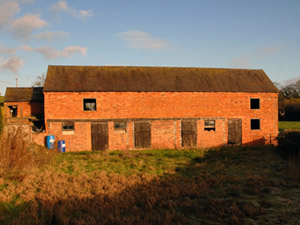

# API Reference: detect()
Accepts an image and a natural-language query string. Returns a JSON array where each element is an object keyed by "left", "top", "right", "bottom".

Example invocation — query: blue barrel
[
  {"left": 46, "top": 135, "right": 55, "bottom": 149},
  {"left": 58, "top": 140, "right": 66, "bottom": 153}
]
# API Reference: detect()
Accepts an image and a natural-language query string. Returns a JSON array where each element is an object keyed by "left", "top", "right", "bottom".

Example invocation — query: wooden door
[
  {"left": 181, "top": 120, "right": 197, "bottom": 148},
  {"left": 91, "top": 123, "right": 108, "bottom": 150},
  {"left": 134, "top": 122, "right": 151, "bottom": 148},
  {"left": 227, "top": 119, "right": 242, "bottom": 145}
]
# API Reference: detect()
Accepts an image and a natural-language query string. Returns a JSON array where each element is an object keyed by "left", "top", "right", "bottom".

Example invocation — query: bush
[
  {"left": 284, "top": 103, "right": 300, "bottom": 121},
  {"left": 277, "top": 131, "right": 300, "bottom": 181},
  {"left": 280, "top": 99, "right": 300, "bottom": 121}
]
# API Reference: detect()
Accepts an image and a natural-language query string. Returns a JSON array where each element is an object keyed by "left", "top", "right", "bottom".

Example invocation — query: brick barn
[
  {"left": 4, "top": 87, "right": 44, "bottom": 126},
  {"left": 43, "top": 65, "right": 278, "bottom": 152}
]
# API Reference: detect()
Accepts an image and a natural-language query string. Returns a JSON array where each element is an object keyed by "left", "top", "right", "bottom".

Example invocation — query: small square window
[
  {"left": 8, "top": 105, "right": 18, "bottom": 117},
  {"left": 251, "top": 119, "right": 260, "bottom": 130},
  {"left": 62, "top": 122, "right": 74, "bottom": 131},
  {"left": 114, "top": 122, "right": 127, "bottom": 131},
  {"left": 204, "top": 120, "right": 215, "bottom": 131},
  {"left": 250, "top": 98, "right": 260, "bottom": 109},
  {"left": 83, "top": 99, "right": 96, "bottom": 111}
]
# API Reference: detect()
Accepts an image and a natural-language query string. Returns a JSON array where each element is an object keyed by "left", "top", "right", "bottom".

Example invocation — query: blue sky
[{"left": 0, "top": 0, "right": 300, "bottom": 95}]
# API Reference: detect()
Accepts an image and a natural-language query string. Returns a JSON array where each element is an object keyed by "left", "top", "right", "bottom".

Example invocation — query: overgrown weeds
[
  {"left": 0, "top": 146, "right": 299, "bottom": 224},
  {"left": 0, "top": 126, "right": 55, "bottom": 179},
  {"left": 0, "top": 105, "right": 3, "bottom": 134}
]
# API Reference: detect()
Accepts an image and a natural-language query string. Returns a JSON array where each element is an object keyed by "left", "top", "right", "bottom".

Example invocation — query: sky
[{"left": 0, "top": 0, "right": 300, "bottom": 95}]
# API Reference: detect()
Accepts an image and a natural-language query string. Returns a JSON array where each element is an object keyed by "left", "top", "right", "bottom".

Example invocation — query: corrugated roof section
[
  {"left": 44, "top": 65, "right": 278, "bottom": 93},
  {"left": 4, "top": 87, "right": 44, "bottom": 102}
]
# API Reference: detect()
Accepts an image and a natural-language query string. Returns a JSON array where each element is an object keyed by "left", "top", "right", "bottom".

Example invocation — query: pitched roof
[
  {"left": 44, "top": 65, "right": 278, "bottom": 93},
  {"left": 4, "top": 87, "right": 44, "bottom": 102}
]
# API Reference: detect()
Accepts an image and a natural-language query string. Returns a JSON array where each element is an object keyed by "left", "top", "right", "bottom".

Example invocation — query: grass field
[
  {"left": 279, "top": 121, "right": 300, "bottom": 131},
  {"left": 0, "top": 146, "right": 299, "bottom": 225}
]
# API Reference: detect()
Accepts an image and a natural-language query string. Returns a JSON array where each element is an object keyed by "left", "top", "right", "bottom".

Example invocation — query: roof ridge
[
  {"left": 44, "top": 65, "right": 277, "bottom": 93},
  {"left": 48, "top": 65, "right": 263, "bottom": 71}
]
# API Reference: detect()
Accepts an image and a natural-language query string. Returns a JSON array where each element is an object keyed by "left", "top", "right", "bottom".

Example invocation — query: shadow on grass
[{"left": 1, "top": 146, "right": 300, "bottom": 225}]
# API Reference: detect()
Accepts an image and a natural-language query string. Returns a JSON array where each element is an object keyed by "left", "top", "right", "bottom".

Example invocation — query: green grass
[
  {"left": 279, "top": 121, "right": 300, "bottom": 131},
  {"left": 54, "top": 149, "right": 204, "bottom": 176},
  {"left": 1, "top": 146, "right": 299, "bottom": 225}
]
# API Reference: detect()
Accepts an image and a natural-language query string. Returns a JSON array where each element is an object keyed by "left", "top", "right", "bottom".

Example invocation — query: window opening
[
  {"left": 83, "top": 99, "right": 96, "bottom": 111},
  {"left": 251, "top": 119, "right": 260, "bottom": 130},
  {"left": 204, "top": 120, "right": 215, "bottom": 131},
  {"left": 8, "top": 105, "right": 18, "bottom": 117},
  {"left": 62, "top": 122, "right": 75, "bottom": 131},
  {"left": 250, "top": 98, "right": 260, "bottom": 109},
  {"left": 114, "top": 122, "right": 127, "bottom": 131}
]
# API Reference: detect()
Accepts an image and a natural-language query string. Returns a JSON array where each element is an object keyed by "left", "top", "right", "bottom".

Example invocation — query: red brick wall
[
  {"left": 108, "top": 121, "right": 129, "bottom": 150},
  {"left": 151, "top": 120, "right": 176, "bottom": 149},
  {"left": 197, "top": 119, "right": 225, "bottom": 148},
  {"left": 47, "top": 122, "right": 91, "bottom": 152},
  {"left": 44, "top": 92, "right": 278, "bottom": 151},
  {"left": 4, "top": 102, "right": 44, "bottom": 118}
]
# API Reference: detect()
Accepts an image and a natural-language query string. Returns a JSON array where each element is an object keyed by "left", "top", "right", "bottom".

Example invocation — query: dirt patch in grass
[{"left": 0, "top": 146, "right": 299, "bottom": 225}]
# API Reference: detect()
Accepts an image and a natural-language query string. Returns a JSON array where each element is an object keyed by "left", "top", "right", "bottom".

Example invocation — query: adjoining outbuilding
[
  {"left": 4, "top": 87, "right": 44, "bottom": 127},
  {"left": 43, "top": 65, "right": 279, "bottom": 151},
  {"left": 3, "top": 87, "right": 45, "bottom": 143}
]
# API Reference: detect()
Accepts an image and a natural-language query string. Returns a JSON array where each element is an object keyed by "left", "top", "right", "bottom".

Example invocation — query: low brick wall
[{"left": 32, "top": 132, "right": 47, "bottom": 146}]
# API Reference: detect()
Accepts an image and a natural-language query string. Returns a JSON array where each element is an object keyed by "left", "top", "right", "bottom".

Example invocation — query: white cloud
[
  {"left": 33, "top": 31, "right": 70, "bottom": 41},
  {"left": 0, "top": 56, "right": 24, "bottom": 74},
  {"left": 79, "top": 10, "right": 93, "bottom": 21},
  {"left": 61, "top": 46, "right": 87, "bottom": 57},
  {"left": 0, "top": 2, "right": 20, "bottom": 29},
  {"left": 0, "top": 44, "right": 18, "bottom": 55},
  {"left": 23, "top": 45, "right": 87, "bottom": 59},
  {"left": 18, "top": 0, "right": 35, "bottom": 3},
  {"left": 0, "top": 0, "right": 34, "bottom": 3},
  {"left": 230, "top": 45, "right": 282, "bottom": 68},
  {"left": 116, "top": 30, "right": 167, "bottom": 50},
  {"left": 10, "top": 14, "right": 48, "bottom": 39},
  {"left": 50, "top": 1, "right": 93, "bottom": 21},
  {"left": 0, "top": 2, "right": 64, "bottom": 41},
  {"left": 20, "top": 45, "right": 33, "bottom": 52},
  {"left": 50, "top": 1, "right": 68, "bottom": 12}
]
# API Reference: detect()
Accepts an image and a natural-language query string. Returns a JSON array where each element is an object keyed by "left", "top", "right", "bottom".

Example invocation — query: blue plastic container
[
  {"left": 46, "top": 135, "right": 55, "bottom": 149},
  {"left": 58, "top": 140, "right": 66, "bottom": 153}
]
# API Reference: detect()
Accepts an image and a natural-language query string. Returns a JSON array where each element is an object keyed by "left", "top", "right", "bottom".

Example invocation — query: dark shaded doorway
[
  {"left": 181, "top": 120, "right": 197, "bottom": 148},
  {"left": 134, "top": 121, "right": 151, "bottom": 148},
  {"left": 228, "top": 119, "right": 242, "bottom": 145},
  {"left": 91, "top": 122, "right": 108, "bottom": 150}
]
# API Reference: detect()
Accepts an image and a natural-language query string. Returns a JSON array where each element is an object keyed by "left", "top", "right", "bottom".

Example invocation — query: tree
[
  {"left": 281, "top": 84, "right": 299, "bottom": 99},
  {"left": 32, "top": 73, "right": 46, "bottom": 87},
  {"left": 295, "top": 79, "right": 300, "bottom": 94}
]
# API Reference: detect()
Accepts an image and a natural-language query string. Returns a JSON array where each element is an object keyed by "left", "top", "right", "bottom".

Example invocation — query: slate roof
[
  {"left": 44, "top": 65, "right": 278, "bottom": 93},
  {"left": 4, "top": 87, "right": 44, "bottom": 102}
]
